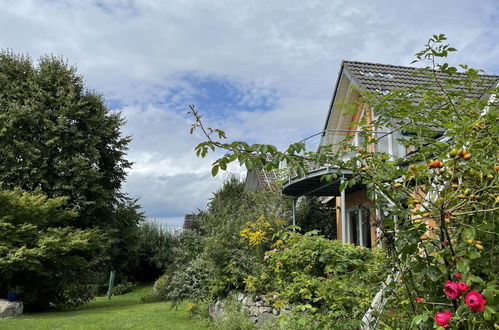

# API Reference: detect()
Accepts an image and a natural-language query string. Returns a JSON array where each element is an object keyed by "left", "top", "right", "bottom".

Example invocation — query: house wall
[
  {"left": 244, "top": 170, "right": 261, "bottom": 191},
  {"left": 335, "top": 189, "right": 378, "bottom": 246}
]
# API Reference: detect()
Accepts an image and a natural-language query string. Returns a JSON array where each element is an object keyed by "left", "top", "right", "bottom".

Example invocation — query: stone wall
[{"left": 210, "top": 293, "right": 290, "bottom": 327}]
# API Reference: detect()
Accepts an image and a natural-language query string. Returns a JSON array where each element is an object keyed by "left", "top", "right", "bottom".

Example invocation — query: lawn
[{"left": 0, "top": 285, "right": 210, "bottom": 330}]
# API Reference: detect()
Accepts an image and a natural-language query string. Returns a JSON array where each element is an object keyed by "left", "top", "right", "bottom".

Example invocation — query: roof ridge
[{"left": 343, "top": 60, "right": 499, "bottom": 78}]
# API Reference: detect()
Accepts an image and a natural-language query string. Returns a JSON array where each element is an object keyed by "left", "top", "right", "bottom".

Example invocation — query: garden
[{"left": 0, "top": 35, "right": 497, "bottom": 329}]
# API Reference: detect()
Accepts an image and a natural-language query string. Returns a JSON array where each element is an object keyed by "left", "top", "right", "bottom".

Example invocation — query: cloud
[{"left": 1, "top": 0, "right": 498, "bottom": 223}]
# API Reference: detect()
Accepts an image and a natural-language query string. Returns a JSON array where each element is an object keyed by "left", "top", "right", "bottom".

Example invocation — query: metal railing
[{"left": 297, "top": 129, "right": 407, "bottom": 167}]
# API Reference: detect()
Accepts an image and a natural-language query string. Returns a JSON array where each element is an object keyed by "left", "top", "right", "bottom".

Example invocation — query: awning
[{"left": 281, "top": 167, "right": 365, "bottom": 197}]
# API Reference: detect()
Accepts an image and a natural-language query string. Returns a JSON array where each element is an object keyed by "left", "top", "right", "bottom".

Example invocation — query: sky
[{"left": 1, "top": 0, "right": 498, "bottom": 228}]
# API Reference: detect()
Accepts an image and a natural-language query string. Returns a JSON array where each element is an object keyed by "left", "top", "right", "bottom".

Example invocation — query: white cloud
[{"left": 1, "top": 0, "right": 498, "bottom": 219}]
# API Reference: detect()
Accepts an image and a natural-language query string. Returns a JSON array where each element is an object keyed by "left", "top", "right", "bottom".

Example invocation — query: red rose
[
  {"left": 465, "top": 291, "right": 486, "bottom": 311},
  {"left": 444, "top": 280, "right": 461, "bottom": 299},
  {"left": 443, "top": 240, "right": 449, "bottom": 245},
  {"left": 435, "top": 310, "right": 452, "bottom": 328},
  {"left": 457, "top": 281, "right": 470, "bottom": 294},
  {"left": 455, "top": 273, "right": 462, "bottom": 279},
  {"left": 416, "top": 297, "right": 423, "bottom": 303}
]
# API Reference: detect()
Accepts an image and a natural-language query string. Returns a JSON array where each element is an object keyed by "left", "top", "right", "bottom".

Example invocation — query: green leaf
[
  {"left": 211, "top": 165, "right": 219, "bottom": 177},
  {"left": 456, "top": 258, "right": 470, "bottom": 274},
  {"left": 245, "top": 159, "right": 253, "bottom": 170},
  {"left": 469, "top": 275, "right": 484, "bottom": 284},
  {"left": 468, "top": 251, "right": 481, "bottom": 260}
]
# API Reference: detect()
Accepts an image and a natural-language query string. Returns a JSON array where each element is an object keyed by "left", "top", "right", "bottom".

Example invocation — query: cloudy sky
[{"left": 1, "top": 0, "right": 498, "bottom": 227}]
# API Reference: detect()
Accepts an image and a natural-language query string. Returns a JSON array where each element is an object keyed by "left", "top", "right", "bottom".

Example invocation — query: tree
[
  {"left": 0, "top": 51, "right": 131, "bottom": 224},
  {"left": 0, "top": 50, "right": 144, "bottom": 276},
  {"left": 0, "top": 189, "right": 103, "bottom": 311},
  {"left": 190, "top": 35, "right": 498, "bottom": 328}
]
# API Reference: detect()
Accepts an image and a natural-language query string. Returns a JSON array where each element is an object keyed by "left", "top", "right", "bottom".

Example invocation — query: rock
[
  {"left": 209, "top": 300, "right": 224, "bottom": 320},
  {"left": 242, "top": 296, "right": 252, "bottom": 306},
  {"left": 0, "top": 299, "right": 23, "bottom": 318},
  {"left": 256, "top": 312, "right": 278, "bottom": 326},
  {"left": 249, "top": 306, "right": 259, "bottom": 316},
  {"left": 272, "top": 308, "right": 280, "bottom": 316},
  {"left": 258, "top": 306, "right": 273, "bottom": 314},
  {"left": 255, "top": 300, "right": 263, "bottom": 307},
  {"left": 236, "top": 293, "right": 245, "bottom": 302}
]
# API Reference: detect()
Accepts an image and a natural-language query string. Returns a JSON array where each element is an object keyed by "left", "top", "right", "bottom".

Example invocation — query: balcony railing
[{"left": 290, "top": 129, "right": 407, "bottom": 172}]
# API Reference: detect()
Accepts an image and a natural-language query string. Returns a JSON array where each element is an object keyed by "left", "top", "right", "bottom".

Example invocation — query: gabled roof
[
  {"left": 343, "top": 60, "right": 499, "bottom": 94},
  {"left": 323, "top": 60, "right": 499, "bottom": 131}
]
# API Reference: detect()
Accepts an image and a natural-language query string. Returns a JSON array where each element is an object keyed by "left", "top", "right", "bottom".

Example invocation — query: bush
[
  {"left": 244, "top": 231, "right": 388, "bottom": 328},
  {"left": 197, "top": 175, "right": 291, "bottom": 299},
  {"left": 112, "top": 281, "right": 136, "bottom": 296},
  {"left": 133, "top": 221, "right": 178, "bottom": 282},
  {"left": 160, "top": 175, "right": 291, "bottom": 307},
  {"left": 0, "top": 189, "right": 104, "bottom": 311}
]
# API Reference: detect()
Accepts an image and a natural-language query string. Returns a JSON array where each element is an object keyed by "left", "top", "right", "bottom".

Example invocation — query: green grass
[{"left": 0, "top": 285, "right": 210, "bottom": 330}]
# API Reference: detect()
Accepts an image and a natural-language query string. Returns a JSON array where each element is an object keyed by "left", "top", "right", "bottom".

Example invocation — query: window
[{"left": 346, "top": 205, "right": 372, "bottom": 248}]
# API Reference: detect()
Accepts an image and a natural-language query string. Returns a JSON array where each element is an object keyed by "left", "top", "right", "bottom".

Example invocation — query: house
[
  {"left": 244, "top": 154, "right": 279, "bottom": 191},
  {"left": 183, "top": 213, "right": 199, "bottom": 230},
  {"left": 280, "top": 60, "right": 499, "bottom": 248}
]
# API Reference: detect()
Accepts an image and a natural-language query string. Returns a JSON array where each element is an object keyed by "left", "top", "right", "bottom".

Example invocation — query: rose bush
[
  {"left": 435, "top": 310, "right": 452, "bottom": 328},
  {"left": 465, "top": 291, "right": 486, "bottom": 312}
]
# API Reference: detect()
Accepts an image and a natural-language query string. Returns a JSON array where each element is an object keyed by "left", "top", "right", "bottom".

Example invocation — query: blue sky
[{"left": 1, "top": 0, "right": 498, "bottom": 227}]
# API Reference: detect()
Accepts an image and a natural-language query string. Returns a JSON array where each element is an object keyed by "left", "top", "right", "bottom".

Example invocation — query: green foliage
[
  {"left": 198, "top": 175, "right": 290, "bottom": 299},
  {"left": 212, "top": 298, "right": 257, "bottom": 330},
  {"left": 112, "top": 281, "right": 136, "bottom": 296},
  {"left": 296, "top": 197, "right": 337, "bottom": 239},
  {"left": 151, "top": 273, "right": 172, "bottom": 301},
  {"left": 0, "top": 189, "right": 104, "bottom": 311},
  {"left": 0, "top": 50, "right": 143, "bottom": 276},
  {"left": 162, "top": 175, "right": 291, "bottom": 307},
  {"left": 246, "top": 231, "right": 388, "bottom": 328},
  {"left": 133, "top": 221, "right": 178, "bottom": 282},
  {"left": 189, "top": 34, "right": 499, "bottom": 328}
]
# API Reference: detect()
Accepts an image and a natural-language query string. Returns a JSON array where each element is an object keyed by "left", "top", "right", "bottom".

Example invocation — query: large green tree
[{"left": 0, "top": 51, "right": 143, "bottom": 279}]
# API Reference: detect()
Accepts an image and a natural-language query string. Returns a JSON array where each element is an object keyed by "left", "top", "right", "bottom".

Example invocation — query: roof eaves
[{"left": 322, "top": 61, "right": 346, "bottom": 131}]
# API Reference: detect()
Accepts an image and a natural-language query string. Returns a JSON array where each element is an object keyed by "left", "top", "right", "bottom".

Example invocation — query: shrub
[
  {"left": 161, "top": 175, "right": 291, "bottom": 307},
  {"left": 0, "top": 189, "right": 104, "bottom": 311},
  {"left": 112, "top": 281, "right": 136, "bottom": 296},
  {"left": 245, "top": 231, "right": 388, "bottom": 328},
  {"left": 133, "top": 221, "right": 178, "bottom": 282}
]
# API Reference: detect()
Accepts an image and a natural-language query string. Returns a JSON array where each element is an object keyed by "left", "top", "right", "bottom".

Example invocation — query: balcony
[{"left": 281, "top": 129, "right": 407, "bottom": 197}]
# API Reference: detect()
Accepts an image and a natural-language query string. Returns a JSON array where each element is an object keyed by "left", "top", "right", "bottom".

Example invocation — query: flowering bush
[
  {"left": 159, "top": 175, "right": 291, "bottom": 307},
  {"left": 244, "top": 231, "right": 388, "bottom": 328}
]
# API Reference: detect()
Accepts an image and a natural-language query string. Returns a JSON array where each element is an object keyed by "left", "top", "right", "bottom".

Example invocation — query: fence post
[{"left": 107, "top": 270, "right": 116, "bottom": 300}]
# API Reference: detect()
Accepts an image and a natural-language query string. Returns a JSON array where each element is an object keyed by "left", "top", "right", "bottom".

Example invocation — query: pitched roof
[
  {"left": 343, "top": 60, "right": 499, "bottom": 96},
  {"left": 254, "top": 153, "right": 278, "bottom": 188}
]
